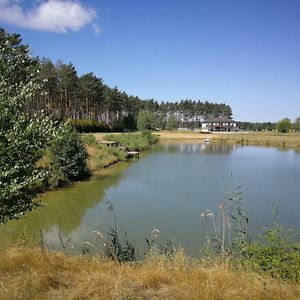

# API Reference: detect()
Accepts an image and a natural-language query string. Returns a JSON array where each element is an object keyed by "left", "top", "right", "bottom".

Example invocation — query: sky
[{"left": 0, "top": 0, "right": 300, "bottom": 122}]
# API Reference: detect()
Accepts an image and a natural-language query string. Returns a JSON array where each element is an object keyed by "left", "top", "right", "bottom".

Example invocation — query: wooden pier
[
  {"left": 98, "top": 140, "right": 118, "bottom": 147},
  {"left": 126, "top": 151, "right": 140, "bottom": 159}
]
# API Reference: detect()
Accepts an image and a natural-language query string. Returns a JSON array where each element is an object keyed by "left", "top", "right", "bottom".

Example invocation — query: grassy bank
[
  {"left": 157, "top": 130, "right": 300, "bottom": 149},
  {"left": 0, "top": 247, "right": 299, "bottom": 299},
  {"left": 84, "top": 132, "right": 158, "bottom": 173}
]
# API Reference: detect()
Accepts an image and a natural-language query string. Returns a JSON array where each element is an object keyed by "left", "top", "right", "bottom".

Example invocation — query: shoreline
[{"left": 155, "top": 130, "right": 300, "bottom": 150}]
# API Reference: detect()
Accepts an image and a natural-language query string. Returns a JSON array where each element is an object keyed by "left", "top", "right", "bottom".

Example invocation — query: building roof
[{"left": 203, "top": 117, "right": 236, "bottom": 123}]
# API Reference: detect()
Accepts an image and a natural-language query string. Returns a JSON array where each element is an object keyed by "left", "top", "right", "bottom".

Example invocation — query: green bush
[
  {"left": 136, "top": 110, "right": 157, "bottom": 132},
  {"left": 82, "top": 134, "right": 98, "bottom": 146},
  {"left": 276, "top": 118, "right": 292, "bottom": 133},
  {"left": 166, "top": 114, "right": 179, "bottom": 131},
  {"left": 107, "top": 147, "right": 127, "bottom": 161},
  {"left": 48, "top": 127, "right": 88, "bottom": 185},
  {"left": 241, "top": 243, "right": 300, "bottom": 282},
  {"left": 105, "top": 132, "right": 158, "bottom": 151},
  {"left": 68, "top": 119, "right": 111, "bottom": 133},
  {"left": 238, "top": 223, "right": 300, "bottom": 282}
]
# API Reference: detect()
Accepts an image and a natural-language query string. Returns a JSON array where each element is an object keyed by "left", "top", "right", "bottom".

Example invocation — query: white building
[{"left": 201, "top": 117, "right": 238, "bottom": 132}]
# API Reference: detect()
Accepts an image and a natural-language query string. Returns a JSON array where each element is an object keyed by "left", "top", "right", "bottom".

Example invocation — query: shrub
[
  {"left": 107, "top": 147, "right": 127, "bottom": 161},
  {"left": 68, "top": 119, "right": 111, "bottom": 133},
  {"left": 48, "top": 126, "right": 88, "bottom": 185},
  {"left": 136, "top": 110, "right": 157, "bottom": 132},
  {"left": 241, "top": 242, "right": 300, "bottom": 282},
  {"left": 166, "top": 115, "right": 179, "bottom": 131},
  {"left": 276, "top": 118, "right": 292, "bottom": 133},
  {"left": 105, "top": 132, "right": 158, "bottom": 151},
  {"left": 82, "top": 134, "right": 98, "bottom": 146},
  {"left": 240, "top": 224, "right": 300, "bottom": 282}
]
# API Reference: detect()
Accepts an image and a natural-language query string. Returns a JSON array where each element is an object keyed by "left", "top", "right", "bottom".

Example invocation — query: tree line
[
  {"left": 0, "top": 28, "right": 230, "bottom": 131},
  {"left": 238, "top": 118, "right": 300, "bottom": 133},
  {"left": 35, "top": 58, "right": 232, "bottom": 130}
]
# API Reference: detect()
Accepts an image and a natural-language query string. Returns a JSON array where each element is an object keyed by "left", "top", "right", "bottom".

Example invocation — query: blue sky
[{"left": 1, "top": 0, "right": 300, "bottom": 122}]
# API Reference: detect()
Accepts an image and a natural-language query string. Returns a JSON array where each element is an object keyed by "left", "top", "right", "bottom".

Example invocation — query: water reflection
[
  {"left": 1, "top": 143, "right": 300, "bottom": 256},
  {"left": 161, "top": 143, "right": 238, "bottom": 154},
  {"left": 0, "top": 163, "right": 129, "bottom": 249}
]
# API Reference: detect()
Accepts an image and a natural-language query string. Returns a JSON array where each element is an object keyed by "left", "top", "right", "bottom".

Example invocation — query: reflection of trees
[
  {"left": 161, "top": 143, "right": 237, "bottom": 154},
  {"left": 203, "top": 143, "right": 237, "bottom": 154},
  {"left": 0, "top": 163, "right": 127, "bottom": 248}
]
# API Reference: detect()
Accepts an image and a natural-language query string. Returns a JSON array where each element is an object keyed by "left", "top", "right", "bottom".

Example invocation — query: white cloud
[{"left": 0, "top": 0, "right": 99, "bottom": 33}]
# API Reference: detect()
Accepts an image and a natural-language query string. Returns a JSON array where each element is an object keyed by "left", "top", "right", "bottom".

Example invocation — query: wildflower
[
  {"left": 93, "top": 230, "right": 104, "bottom": 239},
  {"left": 82, "top": 241, "right": 94, "bottom": 248},
  {"left": 150, "top": 228, "right": 160, "bottom": 238},
  {"left": 200, "top": 210, "right": 214, "bottom": 219}
]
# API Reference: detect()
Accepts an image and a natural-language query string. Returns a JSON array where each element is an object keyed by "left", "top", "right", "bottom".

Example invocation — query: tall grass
[
  {"left": 105, "top": 132, "right": 158, "bottom": 151},
  {"left": 83, "top": 132, "right": 158, "bottom": 173},
  {"left": 199, "top": 187, "right": 300, "bottom": 282},
  {"left": 0, "top": 247, "right": 299, "bottom": 299},
  {"left": 0, "top": 193, "right": 300, "bottom": 298}
]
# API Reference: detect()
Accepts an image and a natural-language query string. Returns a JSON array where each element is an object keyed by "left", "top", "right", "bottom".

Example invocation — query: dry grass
[
  {"left": 85, "top": 144, "right": 118, "bottom": 172},
  {"left": 91, "top": 132, "right": 121, "bottom": 142},
  {"left": 0, "top": 247, "right": 299, "bottom": 300},
  {"left": 156, "top": 130, "right": 300, "bottom": 149}
]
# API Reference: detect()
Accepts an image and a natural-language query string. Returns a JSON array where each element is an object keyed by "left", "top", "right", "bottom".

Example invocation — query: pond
[{"left": 1, "top": 143, "right": 300, "bottom": 256}]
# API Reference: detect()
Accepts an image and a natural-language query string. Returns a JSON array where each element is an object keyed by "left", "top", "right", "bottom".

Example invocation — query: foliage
[
  {"left": 0, "top": 29, "right": 60, "bottom": 223},
  {"left": 2, "top": 29, "right": 233, "bottom": 134},
  {"left": 294, "top": 116, "right": 300, "bottom": 132},
  {"left": 48, "top": 126, "right": 88, "bottom": 185},
  {"left": 101, "top": 228, "right": 136, "bottom": 262},
  {"left": 238, "top": 204, "right": 300, "bottom": 282},
  {"left": 276, "top": 118, "right": 292, "bottom": 133},
  {"left": 69, "top": 118, "right": 111, "bottom": 133},
  {"left": 237, "top": 121, "right": 275, "bottom": 131},
  {"left": 145, "top": 228, "right": 178, "bottom": 259},
  {"left": 81, "top": 133, "right": 98, "bottom": 145},
  {"left": 200, "top": 186, "right": 300, "bottom": 282},
  {"left": 240, "top": 223, "right": 300, "bottom": 282},
  {"left": 136, "top": 110, "right": 158, "bottom": 132},
  {"left": 105, "top": 132, "right": 158, "bottom": 151},
  {"left": 82, "top": 135, "right": 126, "bottom": 171},
  {"left": 200, "top": 186, "right": 249, "bottom": 257},
  {"left": 106, "top": 146, "right": 127, "bottom": 161},
  {"left": 166, "top": 114, "right": 179, "bottom": 131},
  {"left": 88, "top": 205, "right": 176, "bottom": 262},
  {"left": 82, "top": 202, "right": 137, "bottom": 262}
]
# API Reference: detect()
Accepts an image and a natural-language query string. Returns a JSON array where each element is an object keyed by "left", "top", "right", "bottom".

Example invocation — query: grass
[
  {"left": 157, "top": 130, "right": 300, "bottom": 149},
  {"left": 105, "top": 132, "right": 158, "bottom": 151},
  {"left": 83, "top": 132, "right": 158, "bottom": 173},
  {"left": 3, "top": 131, "right": 300, "bottom": 298},
  {"left": 0, "top": 247, "right": 300, "bottom": 299},
  {"left": 83, "top": 132, "right": 158, "bottom": 174},
  {"left": 85, "top": 143, "right": 120, "bottom": 172}
]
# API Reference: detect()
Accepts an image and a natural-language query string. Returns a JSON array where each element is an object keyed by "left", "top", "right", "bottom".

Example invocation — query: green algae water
[{"left": 1, "top": 143, "right": 300, "bottom": 256}]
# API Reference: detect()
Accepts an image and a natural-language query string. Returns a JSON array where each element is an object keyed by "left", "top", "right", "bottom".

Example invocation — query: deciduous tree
[
  {"left": 0, "top": 29, "right": 59, "bottom": 223},
  {"left": 276, "top": 118, "right": 292, "bottom": 133}
]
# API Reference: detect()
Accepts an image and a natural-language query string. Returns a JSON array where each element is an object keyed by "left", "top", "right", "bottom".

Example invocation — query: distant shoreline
[{"left": 155, "top": 130, "right": 300, "bottom": 149}]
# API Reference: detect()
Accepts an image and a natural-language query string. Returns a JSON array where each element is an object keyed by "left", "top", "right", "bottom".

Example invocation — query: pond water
[{"left": 1, "top": 143, "right": 300, "bottom": 256}]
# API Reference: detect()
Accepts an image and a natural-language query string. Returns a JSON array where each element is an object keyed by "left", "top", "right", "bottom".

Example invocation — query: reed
[{"left": 0, "top": 246, "right": 299, "bottom": 299}]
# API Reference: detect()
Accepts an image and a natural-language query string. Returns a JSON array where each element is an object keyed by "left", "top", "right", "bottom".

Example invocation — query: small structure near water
[
  {"left": 126, "top": 151, "right": 140, "bottom": 159},
  {"left": 98, "top": 140, "right": 118, "bottom": 147},
  {"left": 201, "top": 117, "right": 238, "bottom": 132}
]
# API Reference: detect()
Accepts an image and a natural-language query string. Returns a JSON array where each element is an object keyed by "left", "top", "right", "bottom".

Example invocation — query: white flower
[
  {"left": 151, "top": 228, "right": 160, "bottom": 238},
  {"left": 93, "top": 230, "right": 104, "bottom": 239}
]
